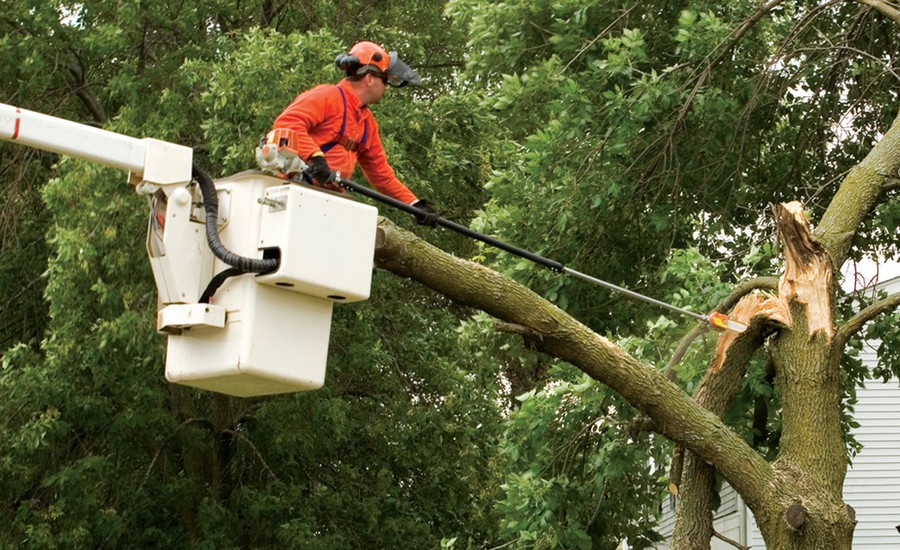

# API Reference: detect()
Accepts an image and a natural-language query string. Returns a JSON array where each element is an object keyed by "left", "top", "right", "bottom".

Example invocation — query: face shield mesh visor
[{"left": 386, "top": 52, "right": 420, "bottom": 87}]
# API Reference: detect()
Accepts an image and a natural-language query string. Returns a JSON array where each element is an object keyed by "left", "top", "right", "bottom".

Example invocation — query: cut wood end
[
  {"left": 711, "top": 293, "right": 790, "bottom": 373},
  {"left": 781, "top": 200, "right": 806, "bottom": 218},
  {"left": 785, "top": 501, "right": 808, "bottom": 531},
  {"left": 668, "top": 482, "right": 679, "bottom": 496}
]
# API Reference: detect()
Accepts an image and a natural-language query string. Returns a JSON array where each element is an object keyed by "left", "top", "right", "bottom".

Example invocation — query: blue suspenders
[{"left": 320, "top": 86, "right": 368, "bottom": 154}]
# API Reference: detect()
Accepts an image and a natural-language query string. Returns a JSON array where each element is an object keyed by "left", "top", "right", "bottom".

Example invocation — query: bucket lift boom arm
[{"left": 0, "top": 103, "right": 193, "bottom": 193}]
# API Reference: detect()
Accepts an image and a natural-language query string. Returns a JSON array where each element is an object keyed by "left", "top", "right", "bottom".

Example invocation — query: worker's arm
[
  {"left": 272, "top": 85, "right": 341, "bottom": 161},
  {"left": 357, "top": 114, "right": 417, "bottom": 204}
]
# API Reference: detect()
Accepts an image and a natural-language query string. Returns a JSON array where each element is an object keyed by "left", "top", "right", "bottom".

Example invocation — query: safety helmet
[{"left": 335, "top": 41, "right": 421, "bottom": 87}]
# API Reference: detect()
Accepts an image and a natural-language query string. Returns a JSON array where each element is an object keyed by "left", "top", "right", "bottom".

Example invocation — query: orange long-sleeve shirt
[{"left": 273, "top": 79, "right": 417, "bottom": 204}]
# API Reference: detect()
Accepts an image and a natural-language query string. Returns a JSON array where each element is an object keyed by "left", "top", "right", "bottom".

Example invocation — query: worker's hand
[
  {"left": 412, "top": 199, "right": 440, "bottom": 226},
  {"left": 306, "top": 154, "right": 336, "bottom": 186}
]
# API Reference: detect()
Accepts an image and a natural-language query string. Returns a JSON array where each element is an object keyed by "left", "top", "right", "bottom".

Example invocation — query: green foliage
[
  {"left": 0, "top": 2, "right": 505, "bottom": 548},
  {"left": 2, "top": 0, "right": 900, "bottom": 547},
  {"left": 183, "top": 30, "right": 343, "bottom": 173},
  {"left": 454, "top": 0, "right": 897, "bottom": 340},
  {"left": 0, "top": 149, "right": 50, "bottom": 350},
  {"left": 494, "top": 365, "right": 668, "bottom": 549},
  {"left": 862, "top": 295, "right": 900, "bottom": 384}
]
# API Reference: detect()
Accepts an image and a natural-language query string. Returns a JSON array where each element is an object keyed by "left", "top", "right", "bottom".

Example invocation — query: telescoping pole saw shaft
[{"left": 334, "top": 176, "right": 747, "bottom": 333}]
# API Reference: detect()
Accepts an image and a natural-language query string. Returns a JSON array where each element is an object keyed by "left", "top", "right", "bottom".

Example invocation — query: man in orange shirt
[{"left": 272, "top": 41, "right": 439, "bottom": 225}]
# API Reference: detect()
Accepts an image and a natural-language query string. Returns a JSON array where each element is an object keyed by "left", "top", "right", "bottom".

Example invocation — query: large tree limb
[
  {"left": 855, "top": 0, "right": 900, "bottom": 24},
  {"left": 834, "top": 291, "right": 900, "bottom": 353},
  {"left": 671, "top": 299, "right": 786, "bottom": 549},
  {"left": 374, "top": 218, "right": 774, "bottom": 511},
  {"left": 816, "top": 112, "right": 900, "bottom": 268}
]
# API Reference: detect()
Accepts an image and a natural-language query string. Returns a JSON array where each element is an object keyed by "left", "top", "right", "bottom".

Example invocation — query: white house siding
[
  {"left": 841, "top": 343, "right": 900, "bottom": 547},
  {"left": 654, "top": 277, "right": 900, "bottom": 548}
]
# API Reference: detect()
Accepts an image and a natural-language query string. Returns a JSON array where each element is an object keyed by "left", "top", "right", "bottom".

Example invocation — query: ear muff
[{"left": 335, "top": 54, "right": 360, "bottom": 71}]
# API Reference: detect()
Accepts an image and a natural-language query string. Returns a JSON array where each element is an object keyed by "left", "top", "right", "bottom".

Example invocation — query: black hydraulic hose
[
  {"left": 199, "top": 267, "right": 245, "bottom": 304},
  {"left": 193, "top": 163, "right": 278, "bottom": 274},
  {"left": 336, "top": 176, "right": 565, "bottom": 272}
]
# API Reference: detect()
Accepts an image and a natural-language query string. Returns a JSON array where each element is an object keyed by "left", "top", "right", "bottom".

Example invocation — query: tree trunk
[
  {"left": 753, "top": 321, "right": 856, "bottom": 548},
  {"left": 671, "top": 453, "right": 715, "bottom": 549}
]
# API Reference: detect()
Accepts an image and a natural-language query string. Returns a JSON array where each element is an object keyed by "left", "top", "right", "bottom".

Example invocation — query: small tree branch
[
  {"left": 720, "top": 277, "right": 781, "bottom": 310},
  {"left": 670, "top": 0, "right": 787, "bottom": 139},
  {"left": 494, "top": 320, "right": 544, "bottom": 342},
  {"left": 714, "top": 529, "right": 752, "bottom": 550},
  {"left": 834, "top": 291, "right": 900, "bottom": 352},
  {"left": 561, "top": 5, "right": 638, "bottom": 72},
  {"left": 665, "top": 324, "right": 708, "bottom": 380},
  {"left": 232, "top": 429, "right": 279, "bottom": 482},
  {"left": 137, "top": 417, "right": 216, "bottom": 492}
]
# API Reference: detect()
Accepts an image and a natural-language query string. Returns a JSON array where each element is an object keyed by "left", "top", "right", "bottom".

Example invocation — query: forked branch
[{"left": 834, "top": 291, "right": 900, "bottom": 352}]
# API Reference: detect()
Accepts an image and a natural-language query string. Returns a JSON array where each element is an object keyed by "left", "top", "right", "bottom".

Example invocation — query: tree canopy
[{"left": 1, "top": 0, "right": 899, "bottom": 548}]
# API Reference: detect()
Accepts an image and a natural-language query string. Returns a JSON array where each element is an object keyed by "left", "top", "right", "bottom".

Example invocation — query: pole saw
[{"left": 256, "top": 133, "right": 748, "bottom": 334}]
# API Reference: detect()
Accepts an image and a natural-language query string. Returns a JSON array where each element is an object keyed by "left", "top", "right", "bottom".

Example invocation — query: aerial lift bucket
[
  {"left": 1, "top": 103, "right": 379, "bottom": 397},
  {"left": 160, "top": 172, "right": 378, "bottom": 397}
]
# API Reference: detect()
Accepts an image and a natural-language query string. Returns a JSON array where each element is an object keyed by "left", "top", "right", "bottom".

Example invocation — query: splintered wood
[
  {"left": 773, "top": 201, "right": 833, "bottom": 338},
  {"left": 712, "top": 293, "right": 790, "bottom": 373},
  {"left": 711, "top": 201, "right": 832, "bottom": 373}
]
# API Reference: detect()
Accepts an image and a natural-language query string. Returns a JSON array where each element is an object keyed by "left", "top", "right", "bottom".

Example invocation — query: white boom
[
  {"left": 0, "top": 102, "right": 379, "bottom": 397},
  {"left": 0, "top": 103, "right": 192, "bottom": 190}
]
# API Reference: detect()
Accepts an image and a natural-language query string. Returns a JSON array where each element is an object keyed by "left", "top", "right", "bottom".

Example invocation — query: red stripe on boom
[{"left": 12, "top": 108, "right": 21, "bottom": 140}]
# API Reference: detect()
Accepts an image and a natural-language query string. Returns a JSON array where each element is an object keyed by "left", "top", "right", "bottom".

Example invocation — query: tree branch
[
  {"left": 834, "top": 291, "right": 900, "bottom": 352},
  {"left": 855, "top": 0, "right": 900, "bottom": 24},
  {"left": 816, "top": 111, "right": 900, "bottom": 268},
  {"left": 714, "top": 529, "right": 752, "bottom": 550},
  {"left": 374, "top": 218, "right": 774, "bottom": 511},
  {"left": 665, "top": 276, "right": 779, "bottom": 376},
  {"left": 65, "top": 49, "right": 108, "bottom": 125},
  {"left": 670, "top": 0, "right": 787, "bottom": 140},
  {"left": 494, "top": 320, "right": 544, "bottom": 342},
  {"left": 561, "top": 5, "right": 638, "bottom": 72}
]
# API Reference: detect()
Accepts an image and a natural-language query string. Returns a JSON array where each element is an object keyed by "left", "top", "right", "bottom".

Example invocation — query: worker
[{"left": 271, "top": 40, "right": 439, "bottom": 225}]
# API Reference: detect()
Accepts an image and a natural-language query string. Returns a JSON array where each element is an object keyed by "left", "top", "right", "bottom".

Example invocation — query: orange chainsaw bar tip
[{"left": 708, "top": 311, "right": 747, "bottom": 333}]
